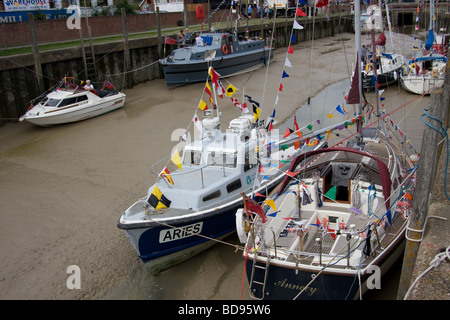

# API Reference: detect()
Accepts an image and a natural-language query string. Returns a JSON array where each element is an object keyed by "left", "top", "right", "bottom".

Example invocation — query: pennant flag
[
  {"left": 205, "top": 82, "right": 213, "bottom": 104},
  {"left": 258, "top": 164, "right": 265, "bottom": 173},
  {"left": 216, "top": 79, "right": 226, "bottom": 97},
  {"left": 253, "top": 105, "right": 261, "bottom": 122},
  {"left": 255, "top": 192, "right": 266, "bottom": 198},
  {"left": 268, "top": 211, "right": 279, "bottom": 217},
  {"left": 148, "top": 186, "right": 171, "bottom": 210},
  {"left": 350, "top": 207, "right": 362, "bottom": 215},
  {"left": 326, "top": 129, "right": 332, "bottom": 139},
  {"left": 316, "top": 0, "right": 328, "bottom": 8},
  {"left": 285, "top": 171, "right": 300, "bottom": 177},
  {"left": 160, "top": 167, "right": 174, "bottom": 185},
  {"left": 264, "top": 198, "right": 277, "bottom": 212},
  {"left": 225, "top": 84, "right": 237, "bottom": 97},
  {"left": 171, "top": 150, "right": 183, "bottom": 171},
  {"left": 336, "top": 104, "right": 345, "bottom": 115},
  {"left": 285, "top": 57, "right": 292, "bottom": 68},
  {"left": 291, "top": 33, "right": 296, "bottom": 43},
  {"left": 165, "top": 37, "right": 177, "bottom": 45},
  {"left": 282, "top": 70, "right": 290, "bottom": 78},
  {"left": 245, "top": 95, "right": 261, "bottom": 122},
  {"left": 386, "top": 209, "right": 392, "bottom": 225},
  {"left": 296, "top": 8, "right": 307, "bottom": 17},
  {"left": 244, "top": 195, "right": 267, "bottom": 223},
  {"left": 279, "top": 83, "right": 283, "bottom": 92},
  {"left": 193, "top": 113, "right": 203, "bottom": 134},
  {"left": 327, "top": 113, "right": 334, "bottom": 119},
  {"left": 208, "top": 67, "right": 220, "bottom": 87},
  {"left": 293, "top": 20, "right": 304, "bottom": 30},
  {"left": 283, "top": 127, "right": 293, "bottom": 138},
  {"left": 307, "top": 124, "right": 313, "bottom": 131},
  {"left": 288, "top": 45, "right": 294, "bottom": 54},
  {"left": 293, "top": 115, "right": 299, "bottom": 131},
  {"left": 294, "top": 141, "right": 300, "bottom": 149},
  {"left": 198, "top": 99, "right": 208, "bottom": 111},
  {"left": 295, "top": 130, "right": 303, "bottom": 138},
  {"left": 325, "top": 186, "right": 337, "bottom": 200}
]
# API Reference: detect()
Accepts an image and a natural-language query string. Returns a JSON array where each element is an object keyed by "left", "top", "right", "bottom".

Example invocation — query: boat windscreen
[{"left": 44, "top": 98, "right": 61, "bottom": 107}]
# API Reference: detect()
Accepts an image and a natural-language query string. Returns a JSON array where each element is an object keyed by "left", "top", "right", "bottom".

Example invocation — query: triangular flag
[
  {"left": 171, "top": 150, "right": 182, "bottom": 171},
  {"left": 268, "top": 211, "right": 279, "bottom": 217},
  {"left": 282, "top": 70, "right": 289, "bottom": 78},
  {"left": 336, "top": 104, "right": 345, "bottom": 115},
  {"left": 291, "top": 33, "right": 296, "bottom": 43},
  {"left": 283, "top": 127, "right": 293, "bottom": 138},
  {"left": 293, "top": 20, "right": 304, "bottom": 29},
  {"left": 193, "top": 113, "right": 203, "bottom": 134},
  {"left": 296, "top": 8, "right": 307, "bottom": 17},
  {"left": 325, "top": 186, "right": 337, "bottom": 200},
  {"left": 295, "top": 130, "right": 303, "bottom": 138},
  {"left": 225, "top": 84, "right": 237, "bottom": 97},
  {"left": 204, "top": 82, "right": 213, "bottom": 104},
  {"left": 307, "top": 124, "right": 313, "bottom": 131},
  {"left": 279, "top": 83, "right": 283, "bottom": 92},
  {"left": 198, "top": 99, "right": 208, "bottom": 111},
  {"left": 264, "top": 198, "right": 277, "bottom": 212},
  {"left": 293, "top": 115, "right": 299, "bottom": 131},
  {"left": 160, "top": 167, "right": 174, "bottom": 185},
  {"left": 327, "top": 113, "right": 334, "bottom": 119},
  {"left": 288, "top": 45, "right": 294, "bottom": 54},
  {"left": 285, "top": 57, "right": 292, "bottom": 68}
]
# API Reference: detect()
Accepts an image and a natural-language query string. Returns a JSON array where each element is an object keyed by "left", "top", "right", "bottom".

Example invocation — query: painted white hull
[
  {"left": 400, "top": 75, "right": 444, "bottom": 95},
  {"left": 20, "top": 94, "right": 126, "bottom": 126}
]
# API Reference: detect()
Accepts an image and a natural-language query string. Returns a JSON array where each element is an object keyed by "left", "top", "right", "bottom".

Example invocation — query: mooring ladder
[{"left": 249, "top": 253, "right": 271, "bottom": 300}]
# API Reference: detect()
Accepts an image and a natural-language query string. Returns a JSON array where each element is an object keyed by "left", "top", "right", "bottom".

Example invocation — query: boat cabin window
[
  {"left": 44, "top": 98, "right": 61, "bottom": 107},
  {"left": 226, "top": 179, "right": 242, "bottom": 193},
  {"left": 183, "top": 150, "right": 202, "bottom": 165},
  {"left": 58, "top": 97, "right": 77, "bottom": 108},
  {"left": 203, "top": 190, "right": 221, "bottom": 202},
  {"left": 207, "top": 151, "right": 237, "bottom": 168},
  {"left": 77, "top": 95, "right": 88, "bottom": 102},
  {"left": 322, "top": 162, "right": 358, "bottom": 203}
]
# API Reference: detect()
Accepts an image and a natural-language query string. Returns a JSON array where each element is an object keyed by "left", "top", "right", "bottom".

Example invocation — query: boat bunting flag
[
  {"left": 244, "top": 195, "right": 267, "bottom": 223},
  {"left": 225, "top": 84, "right": 237, "bottom": 97},
  {"left": 245, "top": 95, "right": 261, "bottom": 122},
  {"left": 160, "top": 167, "right": 174, "bottom": 185},
  {"left": 171, "top": 150, "right": 183, "bottom": 171},
  {"left": 293, "top": 20, "right": 304, "bottom": 30},
  {"left": 148, "top": 185, "right": 172, "bottom": 210},
  {"left": 208, "top": 67, "right": 220, "bottom": 88},
  {"left": 198, "top": 99, "right": 208, "bottom": 111}
]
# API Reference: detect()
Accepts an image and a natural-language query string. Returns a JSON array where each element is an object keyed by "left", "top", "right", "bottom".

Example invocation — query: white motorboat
[
  {"left": 117, "top": 67, "right": 326, "bottom": 274},
  {"left": 19, "top": 78, "right": 126, "bottom": 126}
]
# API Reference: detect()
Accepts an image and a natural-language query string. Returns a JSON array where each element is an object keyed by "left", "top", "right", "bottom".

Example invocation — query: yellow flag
[
  {"left": 198, "top": 99, "right": 208, "bottom": 111},
  {"left": 225, "top": 84, "right": 237, "bottom": 97},
  {"left": 327, "top": 113, "right": 334, "bottom": 119},
  {"left": 171, "top": 150, "right": 182, "bottom": 171},
  {"left": 264, "top": 198, "right": 277, "bottom": 212}
]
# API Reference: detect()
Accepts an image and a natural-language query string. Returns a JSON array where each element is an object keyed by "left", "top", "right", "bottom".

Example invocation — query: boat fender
[
  {"left": 222, "top": 45, "right": 228, "bottom": 55},
  {"left": 236, "top": 208, "right": 248, "bottom": 244}
]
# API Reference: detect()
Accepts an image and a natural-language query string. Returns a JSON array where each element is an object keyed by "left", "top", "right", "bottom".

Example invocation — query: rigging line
[
  {"left": 107, "top": 60, "right": 160, "bottom": 76},
  {"left": 259, "top": 7, "right": 277, "bottom": 113},
  {"left": 147, "top": 216, "right": 245, "bottom": 252}
]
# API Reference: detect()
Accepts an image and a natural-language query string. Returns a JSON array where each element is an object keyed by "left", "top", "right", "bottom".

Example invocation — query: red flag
[
  {"left": 279, "top": 83, "right": 283, "bottom": 92},
  {"left": 288, "top": 45, "right": 294, "bottom": 54},
  {"left": 283, "top": 127, "right": 293, "bottom": 138},
  {"left": 244, "top": 195, "right": 267, "bottom": 223},
  {"left": 165, "top": 37, "right": 177, "bottom": 45},
  {"left": 160, "top": 167, "right": 174, "bottom": 185},
  {"left": 316, "top": 0, "right": 328, "bottom": 8},
  {"left": 209, "top": 67, "right": 220, "bottom": 88},
  {"left": 293, "top": 115, "right": 299, "bottom": 131},
  {"left": 296, "top": 8, "right": 307, "bottom": 16}
]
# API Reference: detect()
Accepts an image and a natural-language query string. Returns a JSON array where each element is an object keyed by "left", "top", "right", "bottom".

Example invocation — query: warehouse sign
[{"left": 3, "top": 0, "right": 50, "bottom": 12}]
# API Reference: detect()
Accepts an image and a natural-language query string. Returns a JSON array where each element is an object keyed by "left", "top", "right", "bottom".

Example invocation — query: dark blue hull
[
  {"left": 246, "top": 262, "right": 360, "bottom": 300},
  {"left": 161, "top": 48, "right": 273, "bottom": 87}
]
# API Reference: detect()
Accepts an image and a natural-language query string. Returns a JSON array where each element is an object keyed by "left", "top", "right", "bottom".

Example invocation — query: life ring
[
  {"left": 222, "top": 45, "right": 228, "bottom": 55},
  {"left": 236, "top": 208, "right": 248, "bottom": 244},
  {"left": 366, "top": 63, "right": 374, "bottom": 72}
]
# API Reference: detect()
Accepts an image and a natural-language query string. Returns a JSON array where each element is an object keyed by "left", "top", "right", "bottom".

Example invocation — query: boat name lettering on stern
[
  {"left": 159, "top": 222, "right": 203, "bottom": 243},
  {"left": 274, "top": 278, "right": 318, "bottom": 297}
]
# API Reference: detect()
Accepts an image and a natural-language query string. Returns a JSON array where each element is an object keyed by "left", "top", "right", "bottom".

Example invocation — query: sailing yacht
[{"left": 235, "top": 2, "right": 418, "bottom": 300}]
